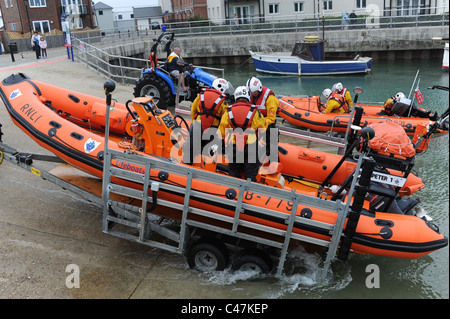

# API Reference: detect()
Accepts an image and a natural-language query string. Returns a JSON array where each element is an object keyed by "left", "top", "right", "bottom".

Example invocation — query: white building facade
[{"left": 206, "top": 0, "right": 449, "bottom": 23}]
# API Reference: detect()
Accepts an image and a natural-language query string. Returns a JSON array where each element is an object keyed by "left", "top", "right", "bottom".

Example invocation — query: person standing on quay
[
  {"left": 30, "top": 31, "right": 40, "bottom": 59},
  {"left": 39, "top": 37, "right": 48, "bottom": 59}
]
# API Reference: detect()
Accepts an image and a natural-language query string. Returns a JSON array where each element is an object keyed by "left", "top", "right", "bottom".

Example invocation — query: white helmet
[
  {"left": 246, "top": 77, "right": 263, "bottom": 93},
  {"left": 234, "top": 86, "right": 250, "bottom": 101},
  {"left": 211, "top": 78, "right": 229, "bottom": 94},
  {"left": 395, "top": 92, "right": 405, "bottom": 100},
  {"left": 333, "top": 82, "right": 343, "bottom": 92},
  {"left": 322, "top": 88, "right": 333, "bottom": 99}
]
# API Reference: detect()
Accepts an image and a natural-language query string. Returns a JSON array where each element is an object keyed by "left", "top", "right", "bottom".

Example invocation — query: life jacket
[
  {"left": 329, "top": 92, "right": 348, "bottom": 112},
  {"left": 382, "top": 98, "right": 394, "bottom": 115},
  {"left": 336, "top": 88, "right": 348, "bottom": 99},
  {"left": 167, "top": 51, "right": 181, "bottom": 72},
  {"left": 252, "top": 86, "right": 274, "bottom": 116},
  {"left": 196, "top": 89, "right": 227, "bottom": 132},
  {"left": 228, "top": 102, "right": 258, "bottom": 152}
]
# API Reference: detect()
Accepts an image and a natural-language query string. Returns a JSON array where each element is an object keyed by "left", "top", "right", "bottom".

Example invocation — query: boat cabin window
[
  {"left": 293, "top": 43, "right": 313, "bottom": 60},
  {"left": 292, "top": 41, "right": 324, "bottom": 61}
]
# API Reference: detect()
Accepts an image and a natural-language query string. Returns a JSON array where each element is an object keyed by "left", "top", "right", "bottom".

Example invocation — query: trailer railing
[{"left": 100, "top": 146, "right": 364, "bottom": 278}]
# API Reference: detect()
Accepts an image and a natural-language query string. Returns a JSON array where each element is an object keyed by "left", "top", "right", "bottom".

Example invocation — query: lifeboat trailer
[
  {"left": 0, "top": 130, "right": 370, "bottom": 279},
  {"left": 0, "top": 89, "right": 383, "bottom": 280}
]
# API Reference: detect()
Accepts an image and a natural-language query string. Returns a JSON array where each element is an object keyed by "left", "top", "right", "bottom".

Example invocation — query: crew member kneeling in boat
[
  {"left": 380, "top": 92, "right": 408, "bottom": 116},
  {"left": 380, "top": 97, "right": 395, "bottom": 116},
  {"left": 332, "top": 82, "right": 353, "bottom": 112},
  {"left": 218, "top": 86, "right": 267, "bottom": 182},
  {"left": 380, "top": 92, "right": 438, "bottom": 120},
  {"left": 321, "top": 88, "right": 347, "bottom": 114},
  {"left": 184, "top": 78, "right": 230, "bottom": 164},
  {"left": 246, "top": 77, "right": 279, "bottom": 159}
]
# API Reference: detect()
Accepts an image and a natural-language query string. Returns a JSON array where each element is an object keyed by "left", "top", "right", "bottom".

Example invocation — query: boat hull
[
  {"left": 249, "top": 50, "right": 372, "bottom": 76},
  {"left": 0, "top": 74, "right": 447, "bottom": 259},
  {"left": 279, "top": 96, "right": 447, "bottom": 137}
]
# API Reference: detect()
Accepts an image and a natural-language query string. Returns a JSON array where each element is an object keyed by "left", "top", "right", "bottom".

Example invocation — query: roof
[
  {"left": 93, "top": 2, "right": 113, "bottom": 10},
  {"left": 132, "top": 6, "right": 163, "bottom": 18}
]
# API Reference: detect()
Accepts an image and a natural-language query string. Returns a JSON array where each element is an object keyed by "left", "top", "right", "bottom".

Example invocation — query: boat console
[{"left": 124, "top": 97, "right": 186, "bottom": 160}]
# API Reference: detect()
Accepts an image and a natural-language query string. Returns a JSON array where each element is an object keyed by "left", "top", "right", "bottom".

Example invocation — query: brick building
[
  {"left": 0, "top": 0, "right": 95, "bottom": 35},
  {"left": 171, "top": 0, "right": 208, "bottom": 22}
]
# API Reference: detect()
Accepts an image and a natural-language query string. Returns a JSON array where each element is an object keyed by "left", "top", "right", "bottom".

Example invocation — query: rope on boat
[{"left": 372, "top": 136, "right": 412, "bottom": 156}]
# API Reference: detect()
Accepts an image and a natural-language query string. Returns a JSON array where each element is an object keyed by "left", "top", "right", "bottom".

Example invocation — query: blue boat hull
[{"left": 250, "top": 51, "right": 373, "bottom": 76}]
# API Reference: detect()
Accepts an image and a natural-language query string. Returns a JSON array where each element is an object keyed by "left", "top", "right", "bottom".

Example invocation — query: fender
[{"left": 192, "top": 67, "right": 216, "bottom": 87}]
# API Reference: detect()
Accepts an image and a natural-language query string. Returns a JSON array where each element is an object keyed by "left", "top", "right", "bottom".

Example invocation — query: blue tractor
[{"left": 133, "top": 32, "right": 218, "bottom": 109}]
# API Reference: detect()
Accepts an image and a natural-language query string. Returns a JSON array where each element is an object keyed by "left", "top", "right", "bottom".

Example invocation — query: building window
[
  {"left": 29, "top": 0, "right": 47, "bottom": 8},
  {"left": 396, "top": 0, "right": 426, "bottom": 15},
  {"left": 61, "top": 0, "right": 81, "bottom": 5},
  {"left": 99, "top": 10, "right": 103, "bottom": 15},
  {"left": 72, "top": 17, "right": 83, "bottom": 29},
  {"left": 268, "top": 3, "right": 279, "bottom": 14},
  {"left": 118, "top": 15, "right": 123, "bottom": 20},
  {"left": 323, "top": 1, "right": 333, "bottom": 10},
  {"left": 33, "top": 20, "right": 50, "bottom": 33},
  {"left": 130, "top": 14, "right": 134, "bottom": 18},
  {"left": 4, "top": 0, "right": 8, "bottom": 8},
  {"left": 356, "top": 0, "right": 366, "bottom": 8},
  {"left": 62, "top": 0, "right": 83, "bottom": 14},
  {"left": 294, "top": 2, "right": 304, "bottom": 12}
]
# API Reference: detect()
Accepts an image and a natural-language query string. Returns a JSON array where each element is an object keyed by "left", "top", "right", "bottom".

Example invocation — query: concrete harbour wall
[
  {"left": 91, "top": 26, "right": 448, "bottom": 68},
  {"left": 174, "top": 26, "right": 449, "bottom": 64}
]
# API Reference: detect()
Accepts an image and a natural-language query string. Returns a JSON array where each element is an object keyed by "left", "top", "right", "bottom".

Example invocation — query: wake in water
[{"left": 191, "top": 245, "right": 353, "bottom": 298}]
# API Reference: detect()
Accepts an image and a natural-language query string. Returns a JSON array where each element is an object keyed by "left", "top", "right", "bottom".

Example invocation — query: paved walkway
[{"left": 0, "top": 47, "right": 68, "bottom": 70}]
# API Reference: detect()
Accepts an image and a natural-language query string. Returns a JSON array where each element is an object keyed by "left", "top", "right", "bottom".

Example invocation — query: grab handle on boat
[{"left": 125, "top": 100, "right": 138, "bottom": 120}]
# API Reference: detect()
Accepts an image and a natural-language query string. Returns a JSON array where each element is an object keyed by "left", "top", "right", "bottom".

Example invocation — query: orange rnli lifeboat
[
  {"left": 0, "top": 73, "right": 447, "bottom": 259},
  {"left": 278, "top": 95, "right": 448, "bottom": 138}
]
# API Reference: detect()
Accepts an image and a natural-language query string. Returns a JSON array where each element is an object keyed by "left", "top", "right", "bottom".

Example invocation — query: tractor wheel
[{"left": 133, "top": 73, "right": 173, "bottom": 109}]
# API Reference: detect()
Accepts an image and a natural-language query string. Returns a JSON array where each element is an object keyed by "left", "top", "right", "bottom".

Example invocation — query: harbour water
[{"left": 187, "top": 59, "right": 449, "bottom": 299}]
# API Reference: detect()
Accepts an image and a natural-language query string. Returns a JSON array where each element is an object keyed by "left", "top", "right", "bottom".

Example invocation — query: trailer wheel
[
  {"left": 187, "top": 240, "right": 229, "bottom": 271},
  {"left": 231, "top": 250, "right": 272, "bottom": 274}
]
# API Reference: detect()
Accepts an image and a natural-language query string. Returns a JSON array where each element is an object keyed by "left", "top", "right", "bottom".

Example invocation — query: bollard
[{"left": 8, "top": 43, "right": 17, "bottom": 62}]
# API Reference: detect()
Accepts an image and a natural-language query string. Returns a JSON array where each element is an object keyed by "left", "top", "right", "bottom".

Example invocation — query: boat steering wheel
[{"left": 173, "top": 115, "right": 190, "bottom": 131}]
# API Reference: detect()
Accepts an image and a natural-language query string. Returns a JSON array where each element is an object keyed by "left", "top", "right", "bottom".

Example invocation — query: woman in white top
[{"left": 30, "top": 31, "right": 40, "bottom": 59}]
